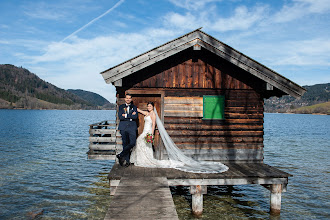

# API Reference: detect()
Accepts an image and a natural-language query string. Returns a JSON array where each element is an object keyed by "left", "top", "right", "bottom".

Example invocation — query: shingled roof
[{"left": 101, "top": 29, "right": 306, "bottom": 98}]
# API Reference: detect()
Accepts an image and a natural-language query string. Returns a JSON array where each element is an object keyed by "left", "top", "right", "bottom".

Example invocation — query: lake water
[{"left": 0, "top": 110, "right": 329, "bottom": 219}]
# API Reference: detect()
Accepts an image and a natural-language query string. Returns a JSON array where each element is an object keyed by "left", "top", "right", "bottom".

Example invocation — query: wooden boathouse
[{"left": 92, "top": 29, "right": 306, "bottom": 218}]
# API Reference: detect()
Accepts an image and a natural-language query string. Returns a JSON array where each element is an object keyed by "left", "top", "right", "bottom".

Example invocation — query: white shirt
[{"left": 125, "top": 104, "right": 130, "bottom": 119}]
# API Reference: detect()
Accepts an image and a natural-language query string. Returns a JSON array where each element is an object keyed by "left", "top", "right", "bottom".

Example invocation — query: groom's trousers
[{"left": 119, "top": 129, "right": 137, "bottom": 163}]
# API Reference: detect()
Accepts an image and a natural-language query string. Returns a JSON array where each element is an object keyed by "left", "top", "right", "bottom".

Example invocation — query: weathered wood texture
[
  {"left": 88, "top": 120, "right": 117, "bottom": 155},
  {"left": 108, "top": 163, "right": 292, "bottom": 181},
  {"left": 190, "top": 185, "right": 207, "bottom": 217},
  {"left": 102, "top": 29, "right": 305, "bottom": 98},
  {"left": 104, "top": 177, "right": 178, "bottom": 220},
  {"left": 107, "top": 163, "right": 291, "bottom": 217},
  {"left": 116, "top": 92, "right": 264, "bottom": 161},
  {"left": 127, "top": 58, "right": 254, "bottom": 90},
  {"left": 163, "top": 94, "right": 264, "bottom": 161},
  {"left": 115, "top": 48, "right": 265, "bottom": 162},
  {"left": 122, "top": 48, "right": 273, "bottom": 94}
]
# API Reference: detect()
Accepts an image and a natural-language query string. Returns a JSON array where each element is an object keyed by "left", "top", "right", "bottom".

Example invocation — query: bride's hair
[{"left": 147, "top": 101, "right": 154, "bottom": 107}]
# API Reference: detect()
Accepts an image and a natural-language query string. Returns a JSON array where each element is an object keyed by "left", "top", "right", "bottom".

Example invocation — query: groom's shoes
[
  {"left": 125, "top": 161, "right": 131, "bottom": 167},
  {"left": 116, "top": 154, "right": 124, "bottom": 166}
]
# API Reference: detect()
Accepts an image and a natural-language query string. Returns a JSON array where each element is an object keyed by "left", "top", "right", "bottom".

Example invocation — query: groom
[{"left": 117, "top": 93, "right": 138, "bottom": 167}]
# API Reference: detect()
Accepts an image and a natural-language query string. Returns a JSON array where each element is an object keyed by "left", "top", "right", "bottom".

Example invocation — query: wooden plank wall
[
  {"left": 162, "top": 90, "right": 264, "bottom": 162},
  {"left": 118, "top": 52, "right": 265, "bottom": 162},
  {"left": 131, "top": 58, "right": 253, "bottom": 90}
]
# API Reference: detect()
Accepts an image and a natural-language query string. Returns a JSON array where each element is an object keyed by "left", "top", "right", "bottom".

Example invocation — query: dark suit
[{"left": 118, "top": 103, "right": 138, "bottom": 163}]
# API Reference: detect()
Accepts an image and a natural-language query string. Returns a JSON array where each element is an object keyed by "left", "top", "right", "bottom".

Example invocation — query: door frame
[
  {"left": 126, "top": 89, "right": 165, "bottom": 123},
  {"left": 126, "top": 89, "right": 165, "bottom": 159}
]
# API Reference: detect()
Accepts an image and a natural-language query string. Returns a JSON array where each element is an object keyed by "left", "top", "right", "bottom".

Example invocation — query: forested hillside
[
  {"left": 67, "top": 89, "right": 115, "bottom": 109},
  {"left": 0, "top": 64, "right": 114, "bottom": 109},
  {"left": 265, "top": 83, "right": 329, "bottom": 114}
]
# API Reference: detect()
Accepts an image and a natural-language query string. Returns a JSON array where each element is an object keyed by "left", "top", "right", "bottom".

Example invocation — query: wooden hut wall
[{"left": 118, "top": 48, "right": 265, "bottom": 162}]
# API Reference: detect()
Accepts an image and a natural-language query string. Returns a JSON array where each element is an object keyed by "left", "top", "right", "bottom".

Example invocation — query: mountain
[
  {"left": 0, "top": 64, "right": 114, "bottom": 110},
  {"left": 265, "top": 83, "right": 330, "bottom": 114},
  {"left": 67, "top": 89, "right": 115, "bottom": 109}
]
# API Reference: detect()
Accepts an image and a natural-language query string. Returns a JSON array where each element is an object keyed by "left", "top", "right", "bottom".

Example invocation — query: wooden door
[{"left": 131, "top": 94, "right": 162, "bottom": 153}]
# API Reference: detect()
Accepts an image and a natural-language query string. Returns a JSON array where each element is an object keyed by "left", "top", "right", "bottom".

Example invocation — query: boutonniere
[{"left": 124, "top": 107, "right": 127, "bottom": 113}]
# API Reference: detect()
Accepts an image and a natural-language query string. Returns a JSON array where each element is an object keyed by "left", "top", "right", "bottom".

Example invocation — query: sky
[{"left": 0, "top": 0, "right": 329, "bottom": 103}]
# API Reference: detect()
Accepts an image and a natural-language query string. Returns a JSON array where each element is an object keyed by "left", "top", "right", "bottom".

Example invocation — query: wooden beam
[
  {"left": 114, "top": 79, "right": 122, "bottom": 87},
  {"left": 89, "top": 137, "right": 116, "bottom": 142},
  {"left": 89, "top": 144, "right": 116, "bottom": 150},
  {"left": 267, "top": 83, "right": 274, "bottom": 90},
  {"left": 167, "top": 178, "right": 288, "bottom": 186},
  {"left": 87, "top": 154, "right": 116, "bottom": 160},
  {"left": 105, "top": 39, "right": 199, "bottom": 83},
  {"left": 89, "top": 129, "right": 116, "bottom": 135},
  {"left": 101, "top": 30, "right": 202, "bottom": 80},
  {"left": 193, "top": 44, "right": 201, "bottom": 50}
]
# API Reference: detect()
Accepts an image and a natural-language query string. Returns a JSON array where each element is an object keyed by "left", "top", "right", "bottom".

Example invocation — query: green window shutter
[{"left": 203, "top": 95, "right": 225, "bottom": 119}]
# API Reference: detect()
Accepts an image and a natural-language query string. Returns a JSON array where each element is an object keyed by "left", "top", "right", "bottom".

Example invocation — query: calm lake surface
[{"left": 0, "top": 110, "right": 329, "bottom": 219}]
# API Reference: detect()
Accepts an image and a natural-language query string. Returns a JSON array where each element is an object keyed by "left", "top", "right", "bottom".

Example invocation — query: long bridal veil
[{"left": 154, "top": 108, "right": 228, "bottom": 173}]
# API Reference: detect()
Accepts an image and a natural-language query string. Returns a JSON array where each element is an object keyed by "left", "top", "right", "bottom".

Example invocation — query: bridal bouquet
[{"left": 144, "top": 133, "right": 154, "bottom": 144}]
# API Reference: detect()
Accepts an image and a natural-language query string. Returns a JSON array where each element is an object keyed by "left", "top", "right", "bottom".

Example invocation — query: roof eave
[{"left": 100, "top": 29, "right": 306, "bottom": 98}]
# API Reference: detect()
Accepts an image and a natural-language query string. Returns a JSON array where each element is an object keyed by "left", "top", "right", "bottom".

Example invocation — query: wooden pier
[
  {"left": 105, "top": 162, "right": 292, "bottom": 218},
  {"left": 104, "top": 176, "right": 178, "bottom": 220}
]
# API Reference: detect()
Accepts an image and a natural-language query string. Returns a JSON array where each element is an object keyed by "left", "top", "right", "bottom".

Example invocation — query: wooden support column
[
  {"left": 270, "top": 184, "right": 282, "bottom": 215},
  {"left": 190, "top": 185, "right": 207, "bottom": 217}
]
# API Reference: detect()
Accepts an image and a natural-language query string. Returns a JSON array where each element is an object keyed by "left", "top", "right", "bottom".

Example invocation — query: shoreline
[
  {"left": 0, "top": 108, "right": 115, "bottom": 110},
  {"left": 265, "top": 112, "right": 328, "bottom": 115},
  {"left": 0, "top": 108, "right": 327, "bottom": 115}
]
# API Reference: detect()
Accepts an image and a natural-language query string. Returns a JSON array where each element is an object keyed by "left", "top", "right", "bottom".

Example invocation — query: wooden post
[
  {"left": 270, "top": 184, "right": 282, "bottom": 215},
  {"left": 190, "top": 185, "right": 207, "bottom": 217},
  {"left": 109, "top": 180, "right": 120, "bottom": 196}
]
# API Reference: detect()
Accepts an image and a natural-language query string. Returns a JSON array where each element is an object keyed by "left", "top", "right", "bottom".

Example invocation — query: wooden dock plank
[
  {"left": 107, "top": 163, "right": 291, "bottom": 181},
  {"left": 104, "top": 177, "right": 178, "bottom": 220}
]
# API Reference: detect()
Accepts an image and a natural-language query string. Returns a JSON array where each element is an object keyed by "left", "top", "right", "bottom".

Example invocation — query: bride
[{"left": 130, "top": 102, "right": 228, "bottom": 173}]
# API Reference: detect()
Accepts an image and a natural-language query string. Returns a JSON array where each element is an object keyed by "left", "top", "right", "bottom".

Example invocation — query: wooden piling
[
  {"left": 190, "top": 185, "right": 207, "bottom": 216},
  {"left": 270, "top": 184, "right": 282, "bottom": 215}
]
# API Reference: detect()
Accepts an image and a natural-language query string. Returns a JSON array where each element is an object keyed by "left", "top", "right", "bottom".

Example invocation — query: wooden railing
[{"left": 87, "top": 120, "right": 118, "bottom": 160}]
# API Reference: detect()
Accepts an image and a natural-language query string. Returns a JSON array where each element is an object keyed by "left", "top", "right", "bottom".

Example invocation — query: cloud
[
  {"left": 27, "top": 28, "right": 177, "bottom": 64},
  {"left": 23, "top": 2, "right": 69, "bottom": 20},
  {"left": 0, "top": 40, "right": 10, "bottom": 45},
  {"left": 273, "top": 0, "right": 330, "bottom": 23},
  {"left": 164, "top": 4, "right": 267, "bottom": 32},
  {"left": 9, "top": 0, "right": 330, "bottom": 102},
  {"left": 242, "top": 37, "right": 330, "bottom": 69},
  {"left": 210, "top": 5, "right": 267, "bottom": 31},
  {"left": 19, "top": 28, "right": 178, "bottom": 102},
  {"left": 168, "top": 0, "right": 222, "bottom": 11},
  {"left": 272, "top": 38, "right": 330, "bottom": 66},
  {"left": 164, "top": 12, "right": 200, "bottom": 30}
]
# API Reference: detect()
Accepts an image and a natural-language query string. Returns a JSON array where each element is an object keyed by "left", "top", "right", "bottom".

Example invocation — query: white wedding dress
[
  {"left": 130, "top": 110, "right": 228, "bottom": 173},
  {"left": 130, "top": 115, "right": 183, "bottom": 168}
]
